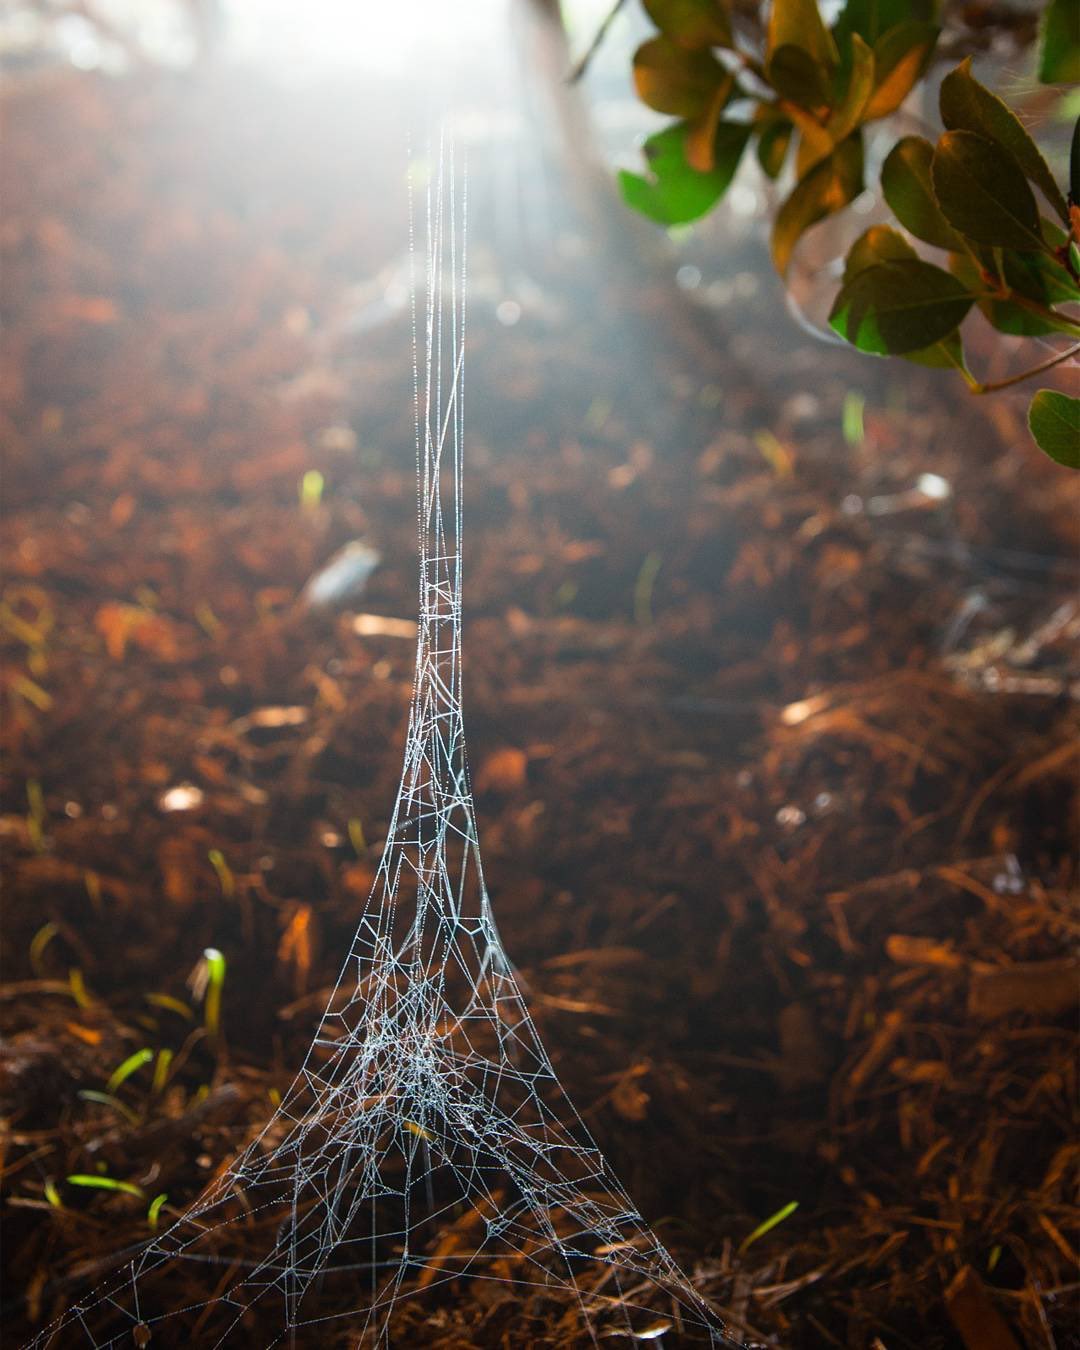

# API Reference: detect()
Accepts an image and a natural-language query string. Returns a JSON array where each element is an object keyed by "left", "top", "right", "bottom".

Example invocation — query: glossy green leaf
[
  {"left": 844, "top": 228, "right": 971, "bottom": 370},
  {"left": 829, "top": 257, "right": 973, "bottom": 354},
  {"left": 833, "top": 0, "right": 935, "bottom": 48},
  {"left": 832, "top": 0, "right": 902, "bottom": 47},
  {"left": 932, "top": 131, "right": 1046, "bottom": 252},
  {"left": 827, "top": 34, "right": 875, "bottom": 141},
  {"left": 633, "top": 37, "right": 726, "bottom": 117},
  {"left": 695, "top": 115, "right": 752, "bottom": 181},
  {"left": 766, "top": 44, "right": 833, "bottom": 108},
  {"left": 789, "top": 103, "right": 841, "bottom": 176},
  {"left": 1038, "top": 0, "right": 1080, "bottom": 84},
  {"left": 1041, "top": 217, "right": 1069, "bottom": 248},
  {"left": 685, "top": 74, "right": 736, "bottom": 170},
  {"left": 1001, "top": 249, "right": 1080, "bottom": 306},
  {"left": 961, "top": 248, "right": 1080, "bottom": 334},
  {"left": 644, "top": 0, "right": 733, "bottom": 49},
  {"left": 940, "top": 59, "right": 1068, "bottom": 222},
  {"left": 863, "top": 21, "right": 939, "bottom": 120},
  {"left": 1029, "top": 390, "right": 1080, "bottom": 468},
  {"left": 843, "top": 223, "right": 917, "bottom": 281},
  {"left": 947, "top": 250, "right": 1069, "bottom": 336},
  {"left": 983, "top": 298, "right": 1077, "bottom": 337},
  {"left": 757, "top": 119, "right": 793, "bottom": 179},
  {"left": 619, "top": 122, "right": 749, "bottom": 226},
  {"left": 772, "top": 134, "right": 864, "bottom": 275},
  {"left": 767, "top": 0, "right": 838, "bottom": 69},
  {"left": 881, "top": 136, "right": 963, "bottom": 250},
  {"left": 901, "top": 327, "right": 970, "bottom": 372}
]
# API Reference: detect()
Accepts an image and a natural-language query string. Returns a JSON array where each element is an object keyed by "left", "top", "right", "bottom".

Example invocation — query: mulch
[{"left": 2, "top": 59, "right": 1077, "bottom": 1350}]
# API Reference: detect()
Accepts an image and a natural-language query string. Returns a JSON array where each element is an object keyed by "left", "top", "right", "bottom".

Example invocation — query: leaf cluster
[{"left": 618, "top": 0, "right": 1080, "bottom": 466}]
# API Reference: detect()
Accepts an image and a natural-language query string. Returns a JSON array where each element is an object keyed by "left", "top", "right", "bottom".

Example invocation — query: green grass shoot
[
  {"left": 553, "top": 579, "right": 578, "bottom": 609},
  {"left": 196, "top": 947, "right": 226, "bottom": 1040},
  {"left": 77, "top": 1089, "right": 138, "bottom": 1125},
  {"left": 754, "top": 429, "right": 794, "bottom": 477},
  {"left": 26, "top": 778, "right": 46, "bottom": 851},
  {"left": 739, "top": 1200, "right": 799, "bottom": 1254},
  {"left": 66, "top": 1174, "right": 145, "bottom": 1200},
  {"left": 68, "top": 967, "right": 92, "bottom": 1009},
  {"left": 299, "top": 468, "right": 325, "bottom": 512},
  {"left": 11, "top": 674, "right": 52, "bottom": 711},
  {"left": 348, "top": 817, "right": 366, "bottom": 855},
  {"left": 83, "top": 870, "right": 102, "bottom": 908},
  {"left": 842, "top": 391, "right": 866, "bottom": 446},
  {"left": 29, "top": 921, "right": 59, "bottom": 975},
  {"left": 207, "top": 849, "right": 235, "bottom": 899},
  {"left": 151, "top": 1047, "right": 174, "bottom": 1094},
  {"left": 145, "top": 992, "right": 194, "bottom": 1020},
  {"left": 106, "top": 1048, "right": 154, "bottom": 1095},
  {"left": 147, "top": 1193, "right": 168, "bottom": 1230},
  {"left": 633, "top": 552, "right": 662, "bottom": 627},
  {"left": 194, "top": 601, "right": 221, "bottom": 637},
  {"left": 43, "top": 1179, "right": 62, "bottom": 1208}
]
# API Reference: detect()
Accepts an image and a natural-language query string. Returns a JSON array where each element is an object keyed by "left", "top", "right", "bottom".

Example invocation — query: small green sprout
[
  {"left": 194, "top": 602, "right": 221, "bottom": 638},
  {"left": 68, "top": 968, "right": 92, "bottom": 1009},
  {"left": 987, "top": 1244, "right": 1002, "bottom": 1273},
  {"left": 553, "top": 580, "right": 578, "bottom": 609},
  {"left": 151, "top": 1048, "right": 174, "bottom": 1095},
  {"left": 299, "top": 469, "right": 325, "bottom": 513},
  {"left": 190, "top": 947, "right": 226, "bottom": 1040},
  {"left": 145, "top": 992, "right": 194, "bottom": 1021},
  {"left": 106, "top": 1048, "right": 154, "bottom": 1096},
  {"left": 147, "top": 1193, "right": 168, "bottom": 1230},
  {"left": 842, "top": 391, "right": 866, "bottom": 447},
  {"left": 739, "top": 1200, "right": 799, "bottom": 1255},
  {"left": 584, "top": 396, "right": 612, "bottom": 433},
  {"left": 66, "top": 1174, "right": 145, "bottom": 1200},
  {"left": 348, "top": 818, "right": 367, "bottom": 856},
  {"left": 26, "top": 779, "right": 46, "bottom": 852},
  {"left": 753, "top": 429, "right": 794, "bottom": 477},
  {"left": 29, "top": 921, "right": 59, "bottom": 975},
  {"left": 77, "top": 1090, "right": 138, "bottom": 1125},
  {"left": 10, "top": 674, "right": 52, "bottom": 711},
  {"left": 83, "top": 870, "right": 102, "bottom": 908},
  {"left": 207, "top": 849, "right": 234, "bottom": 900},
  {"left": 43, "top": 1179, "right": 62, "bottom": 1208},
  {"left": 633, "top": 551, "right": 662, "bottom": 627}
]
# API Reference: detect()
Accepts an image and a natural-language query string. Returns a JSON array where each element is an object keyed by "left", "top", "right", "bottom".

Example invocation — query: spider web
[{"left": 29, "top": 148, "right": 737, "bottom": 1350}]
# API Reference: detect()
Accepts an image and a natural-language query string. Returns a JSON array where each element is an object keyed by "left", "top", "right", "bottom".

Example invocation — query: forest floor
[{"left": 1, "top": 62, "right": 1078, "bottom": 1350}]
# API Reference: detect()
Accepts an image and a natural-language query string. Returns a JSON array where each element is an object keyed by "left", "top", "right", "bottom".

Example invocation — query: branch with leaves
[{"left": 616, "top": 0, "right": 1080, "bottom": 467}]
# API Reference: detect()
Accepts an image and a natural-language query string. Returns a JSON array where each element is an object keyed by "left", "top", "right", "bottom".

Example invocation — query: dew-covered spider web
[{"left": 29, "top": 148, "right": 737, "bottom": 1350}]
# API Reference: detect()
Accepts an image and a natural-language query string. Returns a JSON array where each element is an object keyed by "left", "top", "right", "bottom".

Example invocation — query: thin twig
[
  {"left": 974, "top": 340, "right": 1080, "bottom": 394},
  {"left": 567, "top": 0, "right": 628, "bottom": 84}
]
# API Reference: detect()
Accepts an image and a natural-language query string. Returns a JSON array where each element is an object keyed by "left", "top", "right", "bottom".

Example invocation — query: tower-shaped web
[{"left": 29, "top": 151, "right": 737, "bottom": 1350}]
